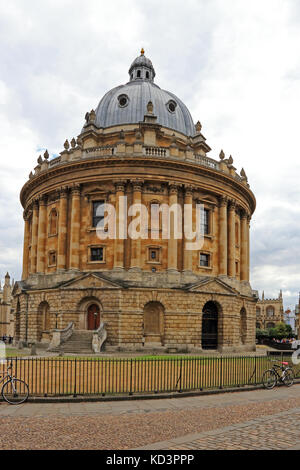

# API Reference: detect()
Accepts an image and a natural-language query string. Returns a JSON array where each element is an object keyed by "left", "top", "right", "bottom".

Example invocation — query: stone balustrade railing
[
  {"left": 47, "top": 321, "right": 74, "bottom": 351},
  {"left": 92, "top": 321, "right": 107, "bottom": 353},
  {"left": 143, "top": 146, "right": 169, "bottom": 157},
  {"left": 41, "top": 147, "right": 246, "bottom": 184}
]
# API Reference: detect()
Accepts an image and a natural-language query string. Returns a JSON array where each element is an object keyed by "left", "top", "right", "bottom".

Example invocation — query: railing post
[
  {"left": 219, "top": 356, "right": 223, "bottom": 389},
  {"left": 73, "top": 358, "right": 77, "bottom": 397},
  {"left": 129, "top": 359, "right": 133, "bottom": 396}
]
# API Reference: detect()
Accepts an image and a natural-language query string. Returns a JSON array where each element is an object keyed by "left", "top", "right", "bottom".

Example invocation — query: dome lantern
[{"left": 128, "top": 49, "right": 156, "bottom": 82}]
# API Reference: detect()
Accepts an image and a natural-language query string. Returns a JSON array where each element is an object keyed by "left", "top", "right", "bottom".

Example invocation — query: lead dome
[{"left": 91, "top": 50, "right": 196, "bottom": 137}]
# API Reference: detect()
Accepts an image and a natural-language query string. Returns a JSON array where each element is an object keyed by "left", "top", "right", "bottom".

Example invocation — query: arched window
[
  {"left": 266, "top": 306, "right": 275, "bottom": 318},
  {"left": 49, "top": 209, "right": 58, "bottom": 236},
  {"left": 137, "top": 70, "right": 141, "bottom": 78},
  {"left": 146, "top": 71, "right": 149, "bottom": 79}
]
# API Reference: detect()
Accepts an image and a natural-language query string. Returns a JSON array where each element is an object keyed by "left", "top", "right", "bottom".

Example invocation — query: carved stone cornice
[{"left": 20, "top": 156, "right": 256, "bottom": 215}]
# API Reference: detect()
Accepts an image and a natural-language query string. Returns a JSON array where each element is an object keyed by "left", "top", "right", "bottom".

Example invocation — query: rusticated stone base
[{"left": 12, "top": 271, "right": 257, "bottom": 353}]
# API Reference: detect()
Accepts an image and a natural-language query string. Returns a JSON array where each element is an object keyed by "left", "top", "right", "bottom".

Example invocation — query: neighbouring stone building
[
  {"left": 256, "top": 291, "right": 284, "bottom": 330},
  {"left": 13, "top": 50, "right": 257, "bottom": 352},
  {"left": 0, "top": 273, "right": 14, "bottom": 337}
]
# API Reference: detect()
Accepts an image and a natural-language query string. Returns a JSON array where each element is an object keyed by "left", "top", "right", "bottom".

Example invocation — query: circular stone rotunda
[{"left": 13, "top": 49, "right": 257, "bottom": 353}]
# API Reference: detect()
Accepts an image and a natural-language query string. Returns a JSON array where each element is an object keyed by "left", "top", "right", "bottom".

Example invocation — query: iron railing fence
[{"left": 1, "top": 354, "right": 299, "bottom": 398}]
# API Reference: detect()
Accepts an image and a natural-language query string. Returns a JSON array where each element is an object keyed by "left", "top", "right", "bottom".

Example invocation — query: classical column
[
  {"left": 219, "top": 196, "right": 228, "bottom": 275},
  {"left": 167, "top": 184, "right": 179, "bottom": 271},
  {"left": 57, "top": 187, "right": 68, "bottom": 270},
  {"left": 183, "top": 185, "right": 193, "bottom": 272},
  {"left": 36, "top": 195, "right": 47, "bottom": 273},
  {"left": 247, "top": 215, "right": 251, "bottom": 282},
  {"left": 114, "top": 181, "right": 126, "bottom": 270},
  {"left": 240, "top": 210, "right": 248, "bottom": 281},
  {"left": 30, "top": 200, "right": 39, "bottom": 274},
  {"left": 227, "top": 200, "right": 236, "bottom": 277},
  {"left": 69, "top": 184, "right": 81, "bottom": 270},
  {"left": 22, "top": 212, "right": 30, "bottom": 280},
  {"left": 130, "top": 180, "right": 143, "bottom": 269}
]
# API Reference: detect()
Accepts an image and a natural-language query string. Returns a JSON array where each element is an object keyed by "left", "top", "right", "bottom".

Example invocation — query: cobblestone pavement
[{"left": 1, "top": 385, "right": 300, "bottom": 449}]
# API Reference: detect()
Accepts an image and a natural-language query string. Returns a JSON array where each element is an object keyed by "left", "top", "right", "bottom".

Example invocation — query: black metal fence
[{"left": 2, "top": 354, "right": 300, "bottom": 398}]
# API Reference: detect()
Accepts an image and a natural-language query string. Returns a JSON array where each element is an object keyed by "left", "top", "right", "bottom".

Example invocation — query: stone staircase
[{"left": 58, "top": 330, "right": 94, "bottom": 354}]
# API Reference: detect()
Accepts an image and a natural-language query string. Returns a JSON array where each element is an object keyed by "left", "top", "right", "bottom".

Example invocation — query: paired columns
[{"left": 218, "top": 196, "right": 250, "bottom": 280}]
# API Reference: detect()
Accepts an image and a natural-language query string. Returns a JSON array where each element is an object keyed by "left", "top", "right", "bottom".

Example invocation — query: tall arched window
[
  {"left": 266, "top": 306, "right": 275, "bottom": 318},
  {"left": 49, "top": 209, "right": 58, "bottom": 236}
]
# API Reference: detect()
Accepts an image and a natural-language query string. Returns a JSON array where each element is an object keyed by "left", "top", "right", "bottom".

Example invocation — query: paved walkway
[{"left": 1, "top": 385, "right": 300, "bottom": 449}]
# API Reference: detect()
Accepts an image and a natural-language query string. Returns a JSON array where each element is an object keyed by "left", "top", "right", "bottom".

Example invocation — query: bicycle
[
  {"left": 262, "top": 360, "right": 294, "bottom": 389},
  {"left": 0, "top": 362, "right": 29, "bottom": 404}
]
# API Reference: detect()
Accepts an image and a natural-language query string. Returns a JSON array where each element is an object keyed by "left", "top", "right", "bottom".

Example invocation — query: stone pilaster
[
  {"left": 22, "top": 213, "right": 30, "bottom": 280},
  {"left": 130, "top": 180, "right": 143, "bottom": 270},
  {"left": 69, "top": 184, "right": 81, "bottom": 270},
  {"left": 114, "top": 181, "right": 126, "bottom": 270},
  {"left": 36, "top": 195, "right": 47, "bottom": 273},
  {"left": 219, "top": 196, "right": 228, "bottom": 275},
  {"left": 57, "top": 187, "right": 68, "bottom": 270},
  {"left": 227, "top": 200, "right": 236, "bottom": 277}
]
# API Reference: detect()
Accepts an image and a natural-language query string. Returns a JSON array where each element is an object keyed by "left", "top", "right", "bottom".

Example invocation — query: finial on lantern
[{"left": 141, "top": 47, "right": 145, "bottom": 55}]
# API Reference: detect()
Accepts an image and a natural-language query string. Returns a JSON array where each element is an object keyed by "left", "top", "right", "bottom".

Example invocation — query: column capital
[
  {"left": 131, "top": 179, "right": 144, "bottom": 192},
  {"left": 38, "top": 194, "right": 48, "bottom": 206},
  {"left": 168, "top": 182, "right": 180, "bottom": 195},
  {"left": 184, "top": 185, "right": 194, "bottom": 197},
  {"left": 70, "top": 183, "right": 81, "bottom": 196},
  {"left": 240, "top": 208, "right": 249, "bottom": 219},
  {"left": 219, "top": 195, "right": 228, "bottom": 208},
  {"left": 115, "top": 180, "right": 127, "bottom": 192},
  {"left": 59, "top": 186, "right": 68, "bottom": 198},
  {"left": 228, "top": 199, "right": 236, "bottom": 211}
]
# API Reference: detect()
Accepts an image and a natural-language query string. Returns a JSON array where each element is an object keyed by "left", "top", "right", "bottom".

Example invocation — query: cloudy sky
[{"left": 0, "top": 0, "right": 299, "bottom": 310}]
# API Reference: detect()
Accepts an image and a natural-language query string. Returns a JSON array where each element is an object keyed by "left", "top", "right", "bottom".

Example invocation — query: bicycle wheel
[
  {"left": 262, "top": 369, "right": 277, "bottom": 389},
  {"left": 2, "top": 379, "right": 29, "bottom": 405},
  {"left": 283, "top": 368, "right": 294, "bottom": 387}
]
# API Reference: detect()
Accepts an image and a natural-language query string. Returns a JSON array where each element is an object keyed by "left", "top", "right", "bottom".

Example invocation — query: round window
[
  {"left": 118, "top": 94, "right": 129, "bottom": 108},
  {"left": 167, "top": 100, "right": 177, "bottom": 113}
]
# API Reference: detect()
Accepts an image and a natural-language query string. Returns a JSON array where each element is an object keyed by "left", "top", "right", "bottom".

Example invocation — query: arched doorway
[
  {"left": 143, "top": 301, "right": 164, "bottom": 344},
  {"left": 202, "top": 301, "right": 218, "bottom": 350},
  {"left": 87, "top": 304, "right": 100, "bottom": 330}
]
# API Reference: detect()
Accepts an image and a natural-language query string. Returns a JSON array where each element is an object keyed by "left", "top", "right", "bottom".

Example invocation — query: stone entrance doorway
[
  {"left": 87, "top": 304, "right": 100, "bottom": 330},
  {"left": 202, "top": 301, "right": 218, "bottom": 350},
  {"left": 143, "top": 301, "right": 164, "bottom": 345}
]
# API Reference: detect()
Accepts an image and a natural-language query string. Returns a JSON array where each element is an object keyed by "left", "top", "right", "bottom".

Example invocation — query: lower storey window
[
  {"left": 91, "top": 247, "right": 104, "bottom": 262},
  {"left": 48, "top": 251, "right": 57, "bottom": 266},
  {"left": 200, "top": 253, "right": 210, "bottom": 267}
]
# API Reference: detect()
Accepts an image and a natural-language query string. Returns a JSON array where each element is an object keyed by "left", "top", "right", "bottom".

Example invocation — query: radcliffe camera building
[{"left": 13, "top": 50, "right": 257, "bottom": 353}]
